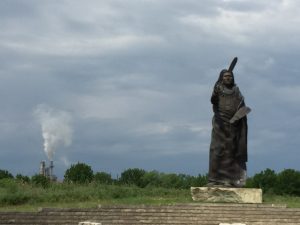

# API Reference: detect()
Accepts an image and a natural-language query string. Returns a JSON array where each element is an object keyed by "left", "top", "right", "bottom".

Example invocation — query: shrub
[
  {"left": 0, "top": 169, "right": 13, "bottom": 180},
  {"left": 250, "top": 168, "right": 277, "bottom": 193},
  {"left": 245, "top": 177, "right": 255, "bottom": 188},
  {"left": 141, "top": 170, "right": 162, "bottom": 187},
  {"left": 175, "top": 174, "right": 190, "bottom": 189},
  {"left": 15, "top": 174, "right": 30, "bottom": 184},
  {"left": 119, "top": 168, "right": 146, "bottom": 187},
  {"left": 0, "top": 192, "right": 30, "bottom": 205},
  {"left": 192, "top": 174, "right": 208, "bottom": 187},
  {"left": 31, "top": 174, "right": 50, "bottom": 188},
  {"left": 0, "top": 178, "right": 30, "bottom": 205},
  {"left": 94, "top": 172, "right": 113, "bottom": 184},
  {"left": 160, "top": 173, "right": 183, "bottom": 189},
  {"left": 0, "top": 178, "right": 18, "bottom": 193},
  {"left": 120, "top": 169, "right": 207, "bottom": 189},
  {"left": 275, "top": 169, "right": 300, "bottom": 196},
  {"left": 64, "top": 162, "right": 94, "bottom": 184}
]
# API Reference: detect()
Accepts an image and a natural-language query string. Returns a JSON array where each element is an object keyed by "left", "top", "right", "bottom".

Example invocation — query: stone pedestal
[{"left": 191, "top": 187, "right": 262, "bottom": 203}]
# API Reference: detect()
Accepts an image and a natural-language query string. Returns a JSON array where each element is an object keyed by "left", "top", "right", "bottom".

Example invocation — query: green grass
[
  {"left": 1, "top": 179, "right": 300, "bottom": 211},
  {"left": 263, "top": 193, "right": 300, "bottom": 208},
  {"left": 0, "top": 180, "right": 192, "bottom": 211}
]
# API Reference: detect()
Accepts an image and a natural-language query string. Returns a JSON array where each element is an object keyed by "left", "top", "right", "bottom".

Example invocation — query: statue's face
[{"left": 222, "top": 72, "right": 233, "bottom": 86}]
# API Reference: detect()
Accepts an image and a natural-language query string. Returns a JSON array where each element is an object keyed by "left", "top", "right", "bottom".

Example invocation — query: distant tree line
[
  {"left": 63, "top": 163, "right": 207, "bottom": 188},
  {"left": 245, "top": 168, "right": 300, "bottom": 196},
  {"left": 1, "top": 165, "right": 300, "bottom": 196},
  {"left": 0, "top": 164, "right": 207, "bottom": 189}
]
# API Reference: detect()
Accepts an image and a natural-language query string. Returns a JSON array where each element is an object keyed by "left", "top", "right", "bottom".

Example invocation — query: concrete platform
[
  {"left": 3, "top": 203, "right": 300, "bottom": 225},
  {"left": 191, "top": 187, "right": 262, "bottom": 203}
]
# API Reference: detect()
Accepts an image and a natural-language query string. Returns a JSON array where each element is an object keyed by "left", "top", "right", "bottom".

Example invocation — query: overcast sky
[{"left": 1, "top": 0, "right": 300, "bottom": 179}]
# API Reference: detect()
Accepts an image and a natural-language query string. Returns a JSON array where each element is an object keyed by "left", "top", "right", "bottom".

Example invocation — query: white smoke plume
[{"left": 34, "top": 104, "right": 73, "bottom": 160}]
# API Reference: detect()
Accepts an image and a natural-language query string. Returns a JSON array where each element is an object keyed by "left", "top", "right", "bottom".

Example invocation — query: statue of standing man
[{"left": 208, "top": 57, "right": 251, "bottom": 187}]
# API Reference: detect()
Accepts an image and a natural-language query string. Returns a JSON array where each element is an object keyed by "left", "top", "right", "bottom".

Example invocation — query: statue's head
[{"left": 218, "top": 69, "right": 235, "bottom": 87}]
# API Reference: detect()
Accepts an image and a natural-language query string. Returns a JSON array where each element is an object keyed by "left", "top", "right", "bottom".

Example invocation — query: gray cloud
[{"left": 1, "top": 0, "right": 300, "bottom": 179}]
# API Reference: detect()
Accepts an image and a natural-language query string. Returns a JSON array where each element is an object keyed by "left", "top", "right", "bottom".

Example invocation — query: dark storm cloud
[{"left": 1, "top": 0, "right": 300, "bottom": 178}]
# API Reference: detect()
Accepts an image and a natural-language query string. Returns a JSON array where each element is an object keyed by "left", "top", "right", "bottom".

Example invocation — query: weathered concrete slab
[
  {"left": 191, "top": 187, "right": 262, "bottom": 203},
  {"left": 219, "top": 224, "right": 246, "bottom": 225},
  {"left": 78, "top": 222, "right": 101, "bottom": 225}
]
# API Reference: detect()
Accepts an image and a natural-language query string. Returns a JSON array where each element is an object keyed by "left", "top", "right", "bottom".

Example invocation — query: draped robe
[{"left": 208, "top": 81, "right": 248, "bottom": 187}]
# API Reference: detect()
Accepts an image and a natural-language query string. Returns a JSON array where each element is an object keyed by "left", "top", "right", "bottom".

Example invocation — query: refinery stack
[{"left": 39, "top": 160, "right": 57, "bottom": 181}]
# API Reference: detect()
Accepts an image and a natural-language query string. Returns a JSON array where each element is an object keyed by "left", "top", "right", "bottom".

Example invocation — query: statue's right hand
[{"left": 213, "top": 83, "right": 222, "bottom": 94}]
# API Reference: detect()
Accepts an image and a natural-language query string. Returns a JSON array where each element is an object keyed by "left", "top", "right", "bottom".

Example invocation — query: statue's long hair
[{"left": 215, "top": 69, "right": 235, "bottom": 88}]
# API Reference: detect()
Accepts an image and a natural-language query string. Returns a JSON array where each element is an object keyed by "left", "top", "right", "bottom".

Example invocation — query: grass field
[{"left": 1, "top": 179, "right": 300, "bottom": 211}]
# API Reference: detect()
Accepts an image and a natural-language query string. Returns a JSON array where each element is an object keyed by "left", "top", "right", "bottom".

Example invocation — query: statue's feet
[
  {"left": 222, "top": 181, "right": 235, "bottom": 187},
  {"left": 206, "top": 180, "right": 234, "bottom": 188},
  {"left": 206, "top": 181, "right": 218, "bottom": 187}
]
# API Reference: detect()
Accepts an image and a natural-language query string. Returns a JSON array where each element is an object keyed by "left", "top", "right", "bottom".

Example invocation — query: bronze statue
[{"left": 208, "top": 57, "right": 250, "bottom": 187}]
